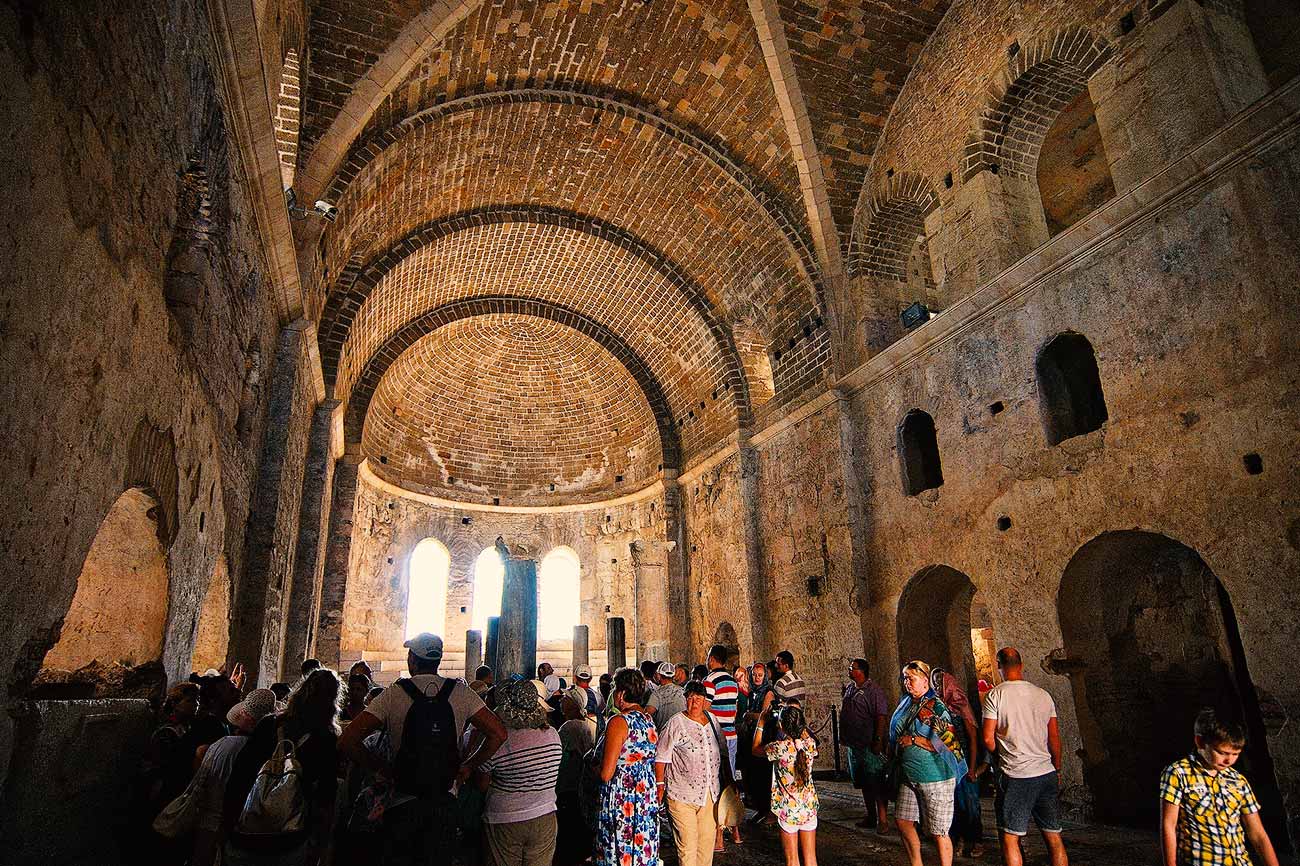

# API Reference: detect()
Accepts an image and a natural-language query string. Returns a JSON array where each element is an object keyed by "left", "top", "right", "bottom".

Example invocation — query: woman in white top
[
  {"left": 477, "top": 680, "right": 564, "bottom": 866},
  {"left": 654, "top": 681, "right": 730, "bottom": 866}
]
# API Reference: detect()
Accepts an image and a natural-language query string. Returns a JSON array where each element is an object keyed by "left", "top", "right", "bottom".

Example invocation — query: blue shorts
[{"left": 996, "top": 771, "right": 1062, "bottom": 835}]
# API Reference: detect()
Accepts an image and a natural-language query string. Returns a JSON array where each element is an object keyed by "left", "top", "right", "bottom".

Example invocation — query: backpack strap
[
  {"left": 434, "top": 678, "right": 457, "bottom": 703},
  {"left": 396, "top": 677, "right": 426, "bottom": 702}
]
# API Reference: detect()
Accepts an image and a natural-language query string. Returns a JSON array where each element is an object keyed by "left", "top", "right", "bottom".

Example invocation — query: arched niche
[
  {"left": 713, "top": 621, "right": 741, "bottom": 669},
  {"left": 896, "top": 565, "right": 979, "bottom": 699},
  {"left": 1036, "top": 331, "right": 1108, "bottom": 446},
  {"left": 42, "top": 487, "right": 171, "bottom": 673},
  {"left": 898, "top": 410, "right": 943, "bottom": 496},
  {"left": 190, "top": 554, "right": 230, "bottom": 673},
  {"left": 405, "top": 537, "right": 450, "bottom": 639},
  {"left": 1037, "top": 88, "right": 1116, "bottom": 236},
  {"left": 1058, "top": 531, "right": 1284, "bottom": 829}
]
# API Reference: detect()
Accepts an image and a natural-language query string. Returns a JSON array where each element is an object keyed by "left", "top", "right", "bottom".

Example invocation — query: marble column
[
  {"left": 572, "top": 625, "right": 589, "bottom": 671},
  {"left": 606, "top": 617, "right": 626, "bottom": 674},
  {"left": 498, "top": 558, "right": 538, "bottom": 680},
  {"left": 465, "top": 629, "right": 483, "bottom": 677},
  {"left": 485, "top": 616, "right": 500, "bottom": 674}
]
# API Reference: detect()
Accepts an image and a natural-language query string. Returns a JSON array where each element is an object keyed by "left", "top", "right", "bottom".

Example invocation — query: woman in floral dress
[
  {"left": 753, "top": 704, "right": 819, "bottom": 866},
  {"left": 595, "top": 667, "right": 659, "bottom": 866}
]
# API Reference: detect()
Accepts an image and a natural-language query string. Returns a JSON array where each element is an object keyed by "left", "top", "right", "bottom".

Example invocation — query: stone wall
[{"left": 0, "top": 0, "right": 297, "bottom": 787}]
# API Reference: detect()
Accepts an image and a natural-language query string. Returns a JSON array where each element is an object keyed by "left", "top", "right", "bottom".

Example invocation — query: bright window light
[
  {"left": 471, "top": 547, "right": 505, "bottom": 635},
  {"left": 539, "top": 546, "right": 581, "bottom": 641},
  {"left": 405, "top": 538, "right": 450, "bottom": 639}
]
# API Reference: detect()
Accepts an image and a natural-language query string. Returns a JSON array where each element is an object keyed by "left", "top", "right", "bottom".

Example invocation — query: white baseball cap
[
  {"left": 403, "top": 632, "right": 444, "bottom": 661},
  {"left": 575, "top": 664, "right": 593, "bottom": 681}
]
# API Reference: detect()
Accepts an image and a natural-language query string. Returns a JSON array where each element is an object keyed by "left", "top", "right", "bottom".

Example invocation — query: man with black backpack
[{"left": 339, "top": 633, "right": 507, "bottom": 865}]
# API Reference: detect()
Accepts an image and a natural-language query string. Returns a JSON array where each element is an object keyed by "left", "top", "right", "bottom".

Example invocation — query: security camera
[
  {"left": 314, "top": 200, "right": 338, "bottom": 222},
  {"left": 284, "top": 187, "right": 297, "bottom": 210}
]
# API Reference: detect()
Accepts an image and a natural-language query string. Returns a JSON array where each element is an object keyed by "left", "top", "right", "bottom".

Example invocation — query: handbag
[
  {"left": 715, "top": 782, "right": 745, "bottom": 828},
  {"left": 235, "top": 726, "right": 310, "bottom": 836},
  {"left": 151, "top": 764, "right": 206, "bottom": 838}
]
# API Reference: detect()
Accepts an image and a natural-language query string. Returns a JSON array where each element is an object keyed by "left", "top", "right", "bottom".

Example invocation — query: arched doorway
[
  {"left": 1058, "top": 531, "right": 1284, "bottom": 830},
  {"left": 897, "top": 565, "right": 981, "bottom": 700},
  {"left": 42, "top": 487, "right": 171, "bottom": 674},
  {"left": 713, "top": 622, "right": 740, "bottom": 669},
  {"left": 191, "top": 554, "right": 230, "bottom": 673},
  {"left": 405, "top": 537, "right": 450, "bottom": 639}
]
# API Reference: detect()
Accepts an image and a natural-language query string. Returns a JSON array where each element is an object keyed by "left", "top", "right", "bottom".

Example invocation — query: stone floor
[{"left": 660, "top": 779, "right": 1163, "bottom": 866}]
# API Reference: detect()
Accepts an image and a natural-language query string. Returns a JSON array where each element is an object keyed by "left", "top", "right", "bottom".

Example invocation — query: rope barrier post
[{"left": 831, "top": 705, "right": 841, "bottom": 777}]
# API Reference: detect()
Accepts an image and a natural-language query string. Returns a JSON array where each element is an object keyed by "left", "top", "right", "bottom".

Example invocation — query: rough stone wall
[
  {"left": 0, "top": 0, "right": 288, "bottom": 785},
  {"left": 338, "top": 469, "right": 666, "bottom": 676},
  {"left": 849, "top": 125, "right": 1300, "bottom": 824}
]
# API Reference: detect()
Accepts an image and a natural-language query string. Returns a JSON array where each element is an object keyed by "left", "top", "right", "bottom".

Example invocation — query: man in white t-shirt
[
  {"left": 340, "top": 633, "right": 507, "bottom": 863},
  {"left": 981, "top": 647, "right": 1068, "bottom": 866}
]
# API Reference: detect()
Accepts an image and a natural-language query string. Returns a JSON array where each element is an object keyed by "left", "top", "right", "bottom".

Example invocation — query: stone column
[
  {"left": 230, "top": 323, "right": 313, "bottom": 687},
  {"left": 1091, "top": 0, "right": 1268, "bottom": 193},
  {"left": 606, "top": 617, "right": 626, "bottom": 674},
  {"left": 498, "top": 558, "right": 538, "bottom": 680},
  {"left": 572, "top": 625, "right": 589, "bottom": 671},
  {"left": 662, "top": 474, "right": 692, "bottom": 663},
  {"left": 485, "top": 616, "right": 500, "bottom": 674},
  {"left": 281, "top": 400, "right": 338, "bottom": 677},
  {"left": 738, "top": 445, "right": 769, "bottom": 660},
  {"left": 314, "top": 454, "right": 361, "bottom": 669},
  {"left": 465, "top": 629, "right": 483, "bottom": 677}
]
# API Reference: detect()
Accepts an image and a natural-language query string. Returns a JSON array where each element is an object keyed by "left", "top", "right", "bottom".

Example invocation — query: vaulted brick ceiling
[{"left": 302, "top": 0, "right": 951, "bottom": 503}]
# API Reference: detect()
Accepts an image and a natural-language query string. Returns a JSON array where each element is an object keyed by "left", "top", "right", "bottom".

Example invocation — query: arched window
[
  {"left": 898, "top": 410, "right": 943, "bottom": 495},
  {"left": 405, "top": 538, "right": 450, "bottom": 639},
  {"left": 471, "top": 546, "right": 505, "bottom": 636},
  {"left": 1036, "top": 331, "right": 1107, "bottom": 445},
  {"left": 538, "top": 547, "right": 581, "bottom": 641}
]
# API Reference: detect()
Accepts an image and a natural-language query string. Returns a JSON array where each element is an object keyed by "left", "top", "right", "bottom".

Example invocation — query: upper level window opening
[
  {"left": 538, "top": 546, "right": 581, "bottom": 641},
  {"left": 1036, "top": 331, "right": 1108, "bottom": 445},
  {"left": 899, "top": 409, "right": 944, "bottom": 495},
  {"left": 471, "top": 546, "right": 505, "bottom": 635}
]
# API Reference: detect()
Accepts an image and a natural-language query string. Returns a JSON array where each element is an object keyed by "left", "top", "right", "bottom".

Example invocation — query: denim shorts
[{"left": 996, "top": 771, "right": 1062, "bottom": 835}]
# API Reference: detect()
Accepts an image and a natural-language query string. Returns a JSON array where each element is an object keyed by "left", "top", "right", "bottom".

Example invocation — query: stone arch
[
  {"left": 962, "top": 27, "right": 1115, "bottom": 183},
  {"left": 191, "top": 553, "right": 230, "bottom": 673},
  {"left": 317, "top": 206, "right": 754, "bottom": 427},
  {"left": 40, "top": 487, "right": 172, "bottom": 675},
  {"left": 1036, "top": 331, "right": 1108, "bottom": 445},
  {"left": 319, "top": 87, "right": 821, "bottom": 298},
  {"left": 1057, "top": 531, "right": 1284, "bottom": 829},
  {"left": 896, "top": 565, "right": 978, "bottom": 698},
  {"left": 849, "top": 172, "right": 940, "bottom": 282},
  {"left": 470, "top": 545, "right": 506, "bottom": 637},
  {"left": 125, "top": 419, "right": 179, "bottom": 547},
  {"left": 897, "top": 409, "right": 943, "bottom": 496},
  {"left": 344, "top": 296, "right": 684, "bottom": 471}
]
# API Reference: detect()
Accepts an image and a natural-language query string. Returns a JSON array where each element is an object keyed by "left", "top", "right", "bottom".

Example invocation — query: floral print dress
[
  {"left": 766, "top": 736, "right": 819, "bottom": 832},
  {"left": 596, "top": 710, "right": 660, "bottom": 866}
]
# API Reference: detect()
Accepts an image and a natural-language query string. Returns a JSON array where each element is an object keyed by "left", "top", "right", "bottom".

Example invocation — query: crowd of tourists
[{"left": 136, "top": 638, "right": 1282, "bottom": 866}]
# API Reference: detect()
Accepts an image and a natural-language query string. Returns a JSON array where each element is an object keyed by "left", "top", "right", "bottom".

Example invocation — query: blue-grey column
[{"left": 498, "top": 559, "right": 538, "bottom": 680}]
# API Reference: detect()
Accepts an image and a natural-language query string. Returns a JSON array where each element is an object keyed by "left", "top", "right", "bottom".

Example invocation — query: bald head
[{"left": 996, "top": 647, "right": 1023, "bottom": 671}]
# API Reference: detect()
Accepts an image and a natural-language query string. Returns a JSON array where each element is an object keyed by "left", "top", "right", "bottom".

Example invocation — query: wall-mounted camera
[{"left": 284, "top": 187, "right": 339, "bottom": 223}]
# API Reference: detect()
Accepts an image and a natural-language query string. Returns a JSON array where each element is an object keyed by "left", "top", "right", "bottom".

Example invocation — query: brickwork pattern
[
  {"left": 331, "top": 221, "right": 743, "bottom": 466},
  {"left": 274, "top": 49, "right": 301, "bottom": 189},
  {"left": 848, "top": 171, "right": 940, "bottom": 280},
  {"left": 363, "top": 314, "right": 663, "bottom": 504},
  {"left": 776, "top": 0, "right": 951, "bottom": 247}
]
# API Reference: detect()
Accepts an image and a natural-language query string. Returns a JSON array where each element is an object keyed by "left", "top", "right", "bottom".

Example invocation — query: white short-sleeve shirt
[
  {"left": 982, "top": 679, "right": 1057, "bottom": 779},
  {"left": 655, "top": 713, "right": 721, "bottom": 807},
  {"left": 365, "top": 674, "right": 486, "bottom": 752}
]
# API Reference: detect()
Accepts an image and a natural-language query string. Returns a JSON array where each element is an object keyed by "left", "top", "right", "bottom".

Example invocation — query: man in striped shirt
[
  {"left": 703, "top": 644, "right": 740, "bottom": 774},
  {"left": 774, "top": 650, "right": 807, "bottom": 705}
]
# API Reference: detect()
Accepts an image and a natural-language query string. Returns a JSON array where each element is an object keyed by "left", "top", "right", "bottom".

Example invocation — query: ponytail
[{"left": 779, "top": 705, "right": 812, "bottom": 787}]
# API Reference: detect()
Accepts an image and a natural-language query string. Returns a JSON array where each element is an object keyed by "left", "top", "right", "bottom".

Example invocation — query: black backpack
[{"left": 393, "top": 678, "right": 461, "bottom": 797}]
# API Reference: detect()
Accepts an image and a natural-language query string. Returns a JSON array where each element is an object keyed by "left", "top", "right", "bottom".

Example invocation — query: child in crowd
[
  {"left": 754, "top": 704, "right": 819, "bottom": 866},
  {"left": 1159, "top": 708, "right": 1280, "bottom": 866}
]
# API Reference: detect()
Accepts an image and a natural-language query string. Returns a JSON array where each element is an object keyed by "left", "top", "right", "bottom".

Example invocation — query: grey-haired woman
[{"left": 476, "top": 680, "right": 565, "bottom": 866}]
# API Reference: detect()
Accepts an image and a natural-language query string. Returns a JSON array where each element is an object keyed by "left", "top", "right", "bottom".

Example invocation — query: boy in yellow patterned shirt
[{"left": 1159, "top": 708, "right": 1280, "bottom": 866}]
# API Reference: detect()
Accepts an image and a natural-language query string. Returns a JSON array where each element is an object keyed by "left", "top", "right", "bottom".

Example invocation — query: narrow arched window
[
  {"left": 471, "top": 547, "right": 505, "bottom": 636},
  {"left": 899, "top": 410, "right": 943, "bottom": 495},
  {"left": 538, "top": 547, "right": 581, "bottom": 641},
  {"left": 405, "top": 538, "right": 450, "bottom": 639},
  {"left": 1037, "top": 331, "right": 1107, "bottom": 445}
]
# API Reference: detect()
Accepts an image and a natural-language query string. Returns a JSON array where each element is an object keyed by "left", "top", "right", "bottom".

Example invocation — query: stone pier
[
  {"left": 572, "top": 624, "right": 589, "bottom": 671},
  {"left": 606, "top": 617, "right": 626, "bottom": 674},
  {"left": 465, "top": 629, "right": 483, "bottom": 677},
  {"left": 498, "top": 558, "right": 538, "bottom": 680},
  {"left": 485, "top": 616, "right": 500, "bottom": 674}
]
